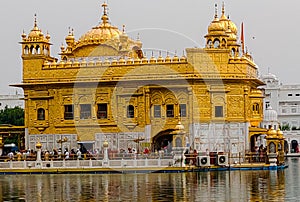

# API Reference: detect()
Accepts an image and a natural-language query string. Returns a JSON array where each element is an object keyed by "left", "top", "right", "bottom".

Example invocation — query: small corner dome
[
  {"left": 27, "top": 15, "right": 44, "bottom": 39},
  {"left": 208, "top": 19, "right": 226, "bottom": 33},
  {"left": 28, "top": 26, "right": 44, "bottom": 39}
]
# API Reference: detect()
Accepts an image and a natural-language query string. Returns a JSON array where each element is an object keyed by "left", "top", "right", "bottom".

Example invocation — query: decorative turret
[
  {"left": 20, "top": 14, "right": 56, "bottom": 81},
  {"left": 204, "top": 3, "right": 240, "bottom": 57},
  {"left": 65, "top": 27, "right": 75, "bottom": 51},
  {"left": 20, "top": 14, "right": 54, "bottom": 59}
]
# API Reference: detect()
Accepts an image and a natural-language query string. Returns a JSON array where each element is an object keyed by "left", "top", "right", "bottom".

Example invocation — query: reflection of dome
[
  {"left": 264, "top": 106, "right": 278, "bottom": 122},
  {"left": 78, "top": 3, "right": 122, "bottom": 44}
]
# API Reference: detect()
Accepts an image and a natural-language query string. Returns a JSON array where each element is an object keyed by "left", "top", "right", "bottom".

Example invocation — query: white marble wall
[{"left": 191, "top": 122, "right": 248, "bottom": 155}]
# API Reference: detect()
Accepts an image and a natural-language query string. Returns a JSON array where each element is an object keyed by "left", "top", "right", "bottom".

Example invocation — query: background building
[
  {"left": 14, "top": 3, "right": 265, "bottom": 155},
  {"left": 261, "top": 73, "right": 300, "bottom": 153},
  {"left": 0, "top": 93, "right": 24, "bottom": 110}
]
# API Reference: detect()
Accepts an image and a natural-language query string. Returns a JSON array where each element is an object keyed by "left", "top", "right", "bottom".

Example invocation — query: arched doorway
[
  {"left": 250, "top": 134, "right": 260, "bottom": 152},
  {"left": 291, "top": 140, "right": 298, "bottom": 153},
  {"left": 152, "top": 129, "right": 174, "bottom": 153}
]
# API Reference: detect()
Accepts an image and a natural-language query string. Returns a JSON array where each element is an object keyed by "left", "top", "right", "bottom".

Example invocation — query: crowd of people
[{"left": 1, "top": 144, "right": 101, "bottom": 161}]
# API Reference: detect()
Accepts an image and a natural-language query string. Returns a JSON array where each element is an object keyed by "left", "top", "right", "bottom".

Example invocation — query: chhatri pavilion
[{"left": 13, "top": 2, "right": 283, "bottom": 158}]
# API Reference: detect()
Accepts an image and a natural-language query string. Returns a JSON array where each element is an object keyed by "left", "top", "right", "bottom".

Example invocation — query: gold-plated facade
[{"left": 15, "top": 3, "right": 264, "bottom": 153}]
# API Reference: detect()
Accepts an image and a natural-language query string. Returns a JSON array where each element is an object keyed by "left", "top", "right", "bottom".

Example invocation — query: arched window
[
  {"left": 127, "top": 105, "right": 134, "bottom": 118},
  {"left": 221, "top": 39, "right": 226, "bottom": 47},
  {"left": 37, "top": 108, "right": 45, "bottom": 120},
  {"left": 30, "top": 45, "right": 35, "bottom": 54},
  {"left": 24, "top": 46, "right": 29, "bottom": 54},
  {"left": 213, "top": 39, "right": 220, "bottom": 48},
  {"left": 36, "top": 45, "right": 40, "bottom": 54},
  {"left": 207, "top": 40, "right": 212, "bottom": 48},
  {"left": 231, "top": 48, "right": 235, "bottom": 57},
  {"left": 252, "top": 103, "right": 259, "bottom": 114},
  {"left": 44, "top": 47, "right": 49, "bottom": 56}
]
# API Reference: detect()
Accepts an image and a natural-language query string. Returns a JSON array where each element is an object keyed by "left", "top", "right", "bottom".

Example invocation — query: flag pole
[{"left": 241, "top": 22, "right": 245, "bottom": 55}]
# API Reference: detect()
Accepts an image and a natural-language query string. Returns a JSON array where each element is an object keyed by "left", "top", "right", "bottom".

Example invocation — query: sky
[{"left": 0, "top": 0, "right": 299, "bottom": 94}]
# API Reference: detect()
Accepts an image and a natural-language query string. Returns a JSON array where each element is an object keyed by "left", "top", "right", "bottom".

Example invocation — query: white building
[
  {"left": 0, "top": 93, "right": 24, "bottom": 110},
  {"left": 261, "top": 73, "right": 300, "bottom": 153}
]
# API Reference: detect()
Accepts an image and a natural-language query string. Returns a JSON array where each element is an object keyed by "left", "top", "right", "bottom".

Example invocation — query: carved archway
[{"left": 152, "top": 129, "right": 174, "bottom": 152}]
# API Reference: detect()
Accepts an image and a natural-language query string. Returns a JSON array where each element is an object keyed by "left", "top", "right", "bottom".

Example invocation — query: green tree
[
  {"left": 0, "top": 106, "right": 24, "bottom": 126},
  {"left": 280, "top": 123, "right": 290, "bottom": 131}
]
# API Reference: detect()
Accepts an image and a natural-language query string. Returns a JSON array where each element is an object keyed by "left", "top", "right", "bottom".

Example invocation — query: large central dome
[
  {"left": 78, "top": 3, "right": 122, "bottom": 43},
  {"left": 60, "top": 2, "right": 143, "bottom": 59}
]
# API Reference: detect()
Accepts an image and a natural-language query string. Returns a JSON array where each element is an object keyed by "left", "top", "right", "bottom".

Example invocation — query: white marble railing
[{"left": 0, "top": 158, "right": 174, "bottom": 169}]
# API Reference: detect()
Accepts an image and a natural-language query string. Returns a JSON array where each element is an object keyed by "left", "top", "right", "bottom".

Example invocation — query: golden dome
[
  {"left": 65, "top": 30, "right": 75, "bottom": 41},
  {"left": 250, "top": 89, "right": 263, "bottom": 96},
  {"left": 78, "top": 3, "right": 122, "bottom": 45},
  {"left": 208, "top": 18, "right": 225, "bottom": 33},
  {"left": 227, "top": 32, "right": 237, "bottom": 41},
  {"left": 218, "top": 3, "right": 238, "bottom": 35},
  {"left": 227, "top": 20, "right": 237, "bottom": 35},
  {"left": 157, "top": 55, "right": 164, "bottom": 63},
  {"left": 277, "top": 129, "right": 284, "bottom": 139},
  {"left": 208, "top": 5, "right": 226, "bottom": 34},
  {"left": 173, "top": 55, "right": 179, "bottom": 62},
  {"left": 175, "top": 121, "right": 184, "bottom": 131},
  {"left": 149, "top": 56, "right": 156, "bottom": 63},
  {"left": 28, "top": 15, "right": 44, "bottom": 39},
  {"left": 267, "top": 127, "right": 278, "bottom": 138}
]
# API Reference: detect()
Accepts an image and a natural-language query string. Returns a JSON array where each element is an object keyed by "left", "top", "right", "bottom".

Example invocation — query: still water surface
[{"left": 1, "top": 158, "right": 300, "bottom": 201}]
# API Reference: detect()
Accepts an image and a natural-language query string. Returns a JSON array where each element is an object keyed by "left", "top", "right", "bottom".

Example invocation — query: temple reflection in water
[{"left": 1, "top": 170, "right": 285, "bottom": 201}]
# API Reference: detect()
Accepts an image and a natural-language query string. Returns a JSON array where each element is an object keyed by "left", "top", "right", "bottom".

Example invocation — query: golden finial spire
[
  {"left": 122, "top": 24, "right": 125, "bottom": 33},
  {"left": 222, "top": 2, "right": 225, "bottom": 16},
  {"left": 101, "top": 2, "right": 109, "bottom": 24},
  {"left": 220, "top": 2, "right": 227, "bottom": 20},
  {"left": 214, "top": 4, "right": 218, "bottom": 19},
  {"left": 34, "top": 13, "right": 37, "bottom": 28}
]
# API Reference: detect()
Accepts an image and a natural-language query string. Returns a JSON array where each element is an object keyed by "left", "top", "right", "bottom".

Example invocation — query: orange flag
[{"left": 241, "top": 22, "right": 245, "bottom": 54}]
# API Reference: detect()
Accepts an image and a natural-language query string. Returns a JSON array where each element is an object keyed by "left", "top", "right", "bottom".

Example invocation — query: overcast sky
[{"left": 0, "top": 0, "right": 299, "bottom": 94}]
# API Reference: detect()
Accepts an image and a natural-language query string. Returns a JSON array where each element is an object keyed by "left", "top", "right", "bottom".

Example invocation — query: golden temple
[{"left": 13, "top": 2, "right": 274, "bottom": 157}]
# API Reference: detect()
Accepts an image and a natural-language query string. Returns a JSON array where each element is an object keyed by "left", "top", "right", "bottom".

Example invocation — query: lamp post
[
  {"left": 57, "top": 137, "right": 68, "bottom": 151},
  {"left": 133, "top": 136, "right": 145, "bottom": 154},
  {"left": 171, "top": 121, "right": 186, "bottom": 166},
  {"left": 103, "top": 139, "right": 109, "bottom": 167},
  {"left": 35, "top": 140, "right": 42, "bottom": 168}
]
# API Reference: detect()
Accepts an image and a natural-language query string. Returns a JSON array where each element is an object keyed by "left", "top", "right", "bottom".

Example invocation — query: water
[{"left": 0, "top": 158, "right": 299, "bottom": 201}]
